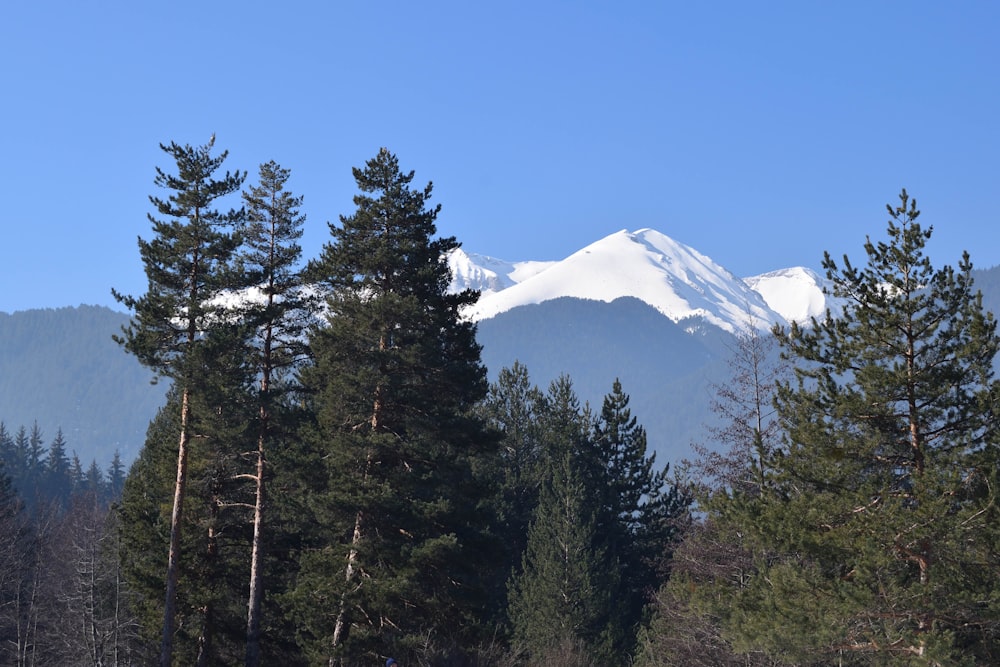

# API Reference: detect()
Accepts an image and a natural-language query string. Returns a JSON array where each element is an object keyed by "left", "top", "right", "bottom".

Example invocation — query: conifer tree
[
  {"left": 508, "top": 445, "right": 610, "bottom": 663},
  {"left": 716, "top": 191, "right": 1000, "bottom": 663},
  {"left": 591, "top": 379, "right": 684, "bottom": 657},
  {"left": 107, "top": 451, "right": 126, "bottom": 500},
  {"left": 113, "top": 136, "right": 245, "bottom": 667},
  {"left": 237, "top": 160, "right": 311, "bottom": 666},
  {"left": 291, "top": 148, "right": 496, "bottom": 664},
  {"left": 507, "top": 376, "right": 618, "bottom": 663},
  {"left": 475, "top": 362, "right": 549, "bottom": 625},
  {"left": 44, "top": 429, "right": 71, "bottom": 504}
]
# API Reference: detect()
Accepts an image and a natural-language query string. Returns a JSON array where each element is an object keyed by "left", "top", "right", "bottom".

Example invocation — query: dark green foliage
[
  {"left": 119, "top": 385, "right": 261, "bottom": 665},
  {"left": 694, "top": 191, "right": 1000, "bottom": 664},
  {"left": 113, "top": 136, "right": 248, "bottom": 666},
  {"left": 592, "top": 380, "right": 686, "bottom": 656},
  {"left": 506, "top": 375, "right": 685, "bottom": 665},
  {"left": 475, "top": 361, "right": 548, "bottom": 622},
  {"left": 507, "top": 376, "right": 618, "bottom": 663},
  {"left": 112, "top": 138, "right": 246, "bottom": 383},
  {"left": 0, "top": 421, "right": 123, "bottom": 510},
  {"left": 237, "top": 159, "right": 312, "bottom": 666},
  {"left": 288, "top": 148, "right": 497, "bottom": 664},
  {"left": 509, "top": 445, "right": 613, "bottom": 662}
]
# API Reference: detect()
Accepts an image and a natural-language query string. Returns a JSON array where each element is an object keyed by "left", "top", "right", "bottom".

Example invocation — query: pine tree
[
  {"left": 113, "top": 136, "right": 245, "bottom": 667},
  {"left": 237, "top": 159, "right": 311, "bottom": 666},
  {"left": 290, "top": 148, "right": 496, "bottom": 664},
  {"left": 717, "top": 191, "right": 1000, "bottom": 663}
]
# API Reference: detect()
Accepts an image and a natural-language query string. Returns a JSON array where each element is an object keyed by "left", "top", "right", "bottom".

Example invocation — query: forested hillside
[{"left": 0, "top": 305, "right": 165, "bottom": 465}]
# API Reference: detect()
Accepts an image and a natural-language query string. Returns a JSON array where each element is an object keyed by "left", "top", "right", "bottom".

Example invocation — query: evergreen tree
[
  {"left": 507, "top": 376, "right": 617, "bottom": 663},
  {"left": 44, "top": 428, "right": 71, "bottom": 504},
  {"left": 237, "top": 159, "right": 311, "bottom": 666},
  {"left": 69, "top": 453, "right": 86, "bottom": 496},
  {"left": 84, "top": 459, "right": 105, "bottom": 500},
  {"left": 475, "top": 362, "right": 548, "bottom": 621},
  {"left": 591, "top": 379, "right": 685, "bottom": 658},
  {"left": 715, "top": 191, "right": 1000, "bottom": 663},
  {"left": 120, "top": 384, "right": 259, "bottom": 665},
  {"left": 0, "top": 423, "right": 13, "bottom": 474},
  {"left": 107, "top": 451, "right": 126, "bottom": 500},
  {"left": 25, "top": 422, "right": 46, "bottom": 502},
  {"left": 290, "top": 148, "right": 496, "bottom": 664},
  {"left": 508, "top": 447, "right": 610, "bottom": 663},
  {"left": 113, "top": 136, "right": 246, "bottom": 667}
]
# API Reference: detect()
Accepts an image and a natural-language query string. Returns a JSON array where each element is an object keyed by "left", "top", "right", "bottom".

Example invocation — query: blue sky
[{"left": 2, "top": 2, "right": 997, "bottom": 313}]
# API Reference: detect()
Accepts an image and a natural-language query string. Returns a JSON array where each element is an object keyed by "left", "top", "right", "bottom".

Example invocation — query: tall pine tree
[
  {"left": 290, "top": 148, "right": 496, "bottom": 664},
  {"left": 237, "top": 159, "right": 311, "bottom": 666},
  {"left": 715, "top": 191, "right": 1000, "bottom": 664},
  {"left": 113, "top": 136, "right": 245, "bottom": 667}
]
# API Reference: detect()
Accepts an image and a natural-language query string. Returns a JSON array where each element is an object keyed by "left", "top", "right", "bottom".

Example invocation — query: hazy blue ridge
[{"left": 0, "top": 305, "right": 166, "bottom": 467}]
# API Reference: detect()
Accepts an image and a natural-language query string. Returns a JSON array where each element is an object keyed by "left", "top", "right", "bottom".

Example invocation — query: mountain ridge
[{"left": 450, "top": 228, "right": 836, "bottom": 333}]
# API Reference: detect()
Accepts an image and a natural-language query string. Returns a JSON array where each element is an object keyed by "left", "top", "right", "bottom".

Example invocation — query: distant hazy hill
[
  {"left": 0, "top": 306, "right": 165, "bottom": 466},
  {"left": 476, "top": 296, "right": 737, "bottom": 463}
]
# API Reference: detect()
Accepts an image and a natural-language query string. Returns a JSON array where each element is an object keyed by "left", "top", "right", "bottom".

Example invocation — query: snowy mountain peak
[
  {"left": 743, "top": 266, "right": 833, "bottom": 324},
  {"left": 461, "top": 228, "right": 787, "bottom": 334},
  {"left": 447, "top": 249, "right": 556, "bottom": 296}
]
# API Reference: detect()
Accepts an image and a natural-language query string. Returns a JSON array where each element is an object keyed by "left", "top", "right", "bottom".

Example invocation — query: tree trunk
[
  {"left": 245, "top": 422, "right": 266, "bottom": 667},
  {"left": 160, "top": 386, "right": 192, "bottom": 667}
]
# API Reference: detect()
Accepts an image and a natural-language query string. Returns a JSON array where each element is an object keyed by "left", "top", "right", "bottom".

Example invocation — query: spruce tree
[
  {"left": 507, "top": 376, "right": 618, "bottom": 663},
  {"left": 290, "top": 148, "right": 496, "bottom": 664},
  {"left": 717, "top": 191, "right": 1000, "bottom": 663},
  {"left": 475, "top": 361, "right": 548, "bottom": 619},
  {"left": 591, "top": 379, "right": 684, "bottom": 658},
  {"left": 113, "top": 136, "right": 245, "bottom": 667},
  {"left": 508, "top": 446, "right": 610, "bottom": 663},
  {"left": 44, "top": 428, "right": 71, "bottom": 504}
]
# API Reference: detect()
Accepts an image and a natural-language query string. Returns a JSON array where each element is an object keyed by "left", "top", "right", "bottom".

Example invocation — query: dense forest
[{"left": 2, "top": 139, "right": 999, "bottom": 666}]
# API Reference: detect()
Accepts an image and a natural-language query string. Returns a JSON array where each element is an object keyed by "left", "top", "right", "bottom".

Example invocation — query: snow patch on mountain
[
  {"left": 448, "top": 249, "right": 556, "bottom": 295},
  {"left": 464, "top": 229, "right": 786, "bottom": 334},
  {"left": 743, "top": 267, "right": 830, "bottom": 324}
]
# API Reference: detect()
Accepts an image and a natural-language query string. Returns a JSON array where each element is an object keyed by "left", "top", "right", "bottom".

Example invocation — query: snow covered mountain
[
  {"left": 451, "top": 228, "right": 833, "bottom": 334},
  {"left": 743, "top": 266, "right": 834, "bottom": 324},
  {"left": 447, "top": 251, "right": 556, "bottom": 296}
]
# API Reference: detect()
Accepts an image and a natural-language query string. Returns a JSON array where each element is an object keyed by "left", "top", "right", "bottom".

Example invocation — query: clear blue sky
[{"left": 2, "top": 2, "right": 998, "bottom": 313}]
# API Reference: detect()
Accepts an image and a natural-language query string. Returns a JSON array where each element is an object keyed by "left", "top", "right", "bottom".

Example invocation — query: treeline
[
  {"left": 100, "top": 141, "right": 687, "bottom": 667},
  {"left": 0, "top": 421, "right": 126, "bottom": 509},
  {"left": 0, "top": 431, "right": 134, "bottom": 665},
  {"left": 6, "top": 133, "right": 1000, "bottom": 666}
]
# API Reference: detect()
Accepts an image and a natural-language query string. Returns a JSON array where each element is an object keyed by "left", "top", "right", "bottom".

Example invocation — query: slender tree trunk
[
  {"left": 246, "top": 293, "right": 274, "bottom": 667},
  {"left": 330, "top": 334, "right": 386, "bottom": 663},
  {"left": 160, "top": 385, "right": 192, "bottom": 667},
  {"left": 245, "top": 404, "right": 267, "bottom": 667}
]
